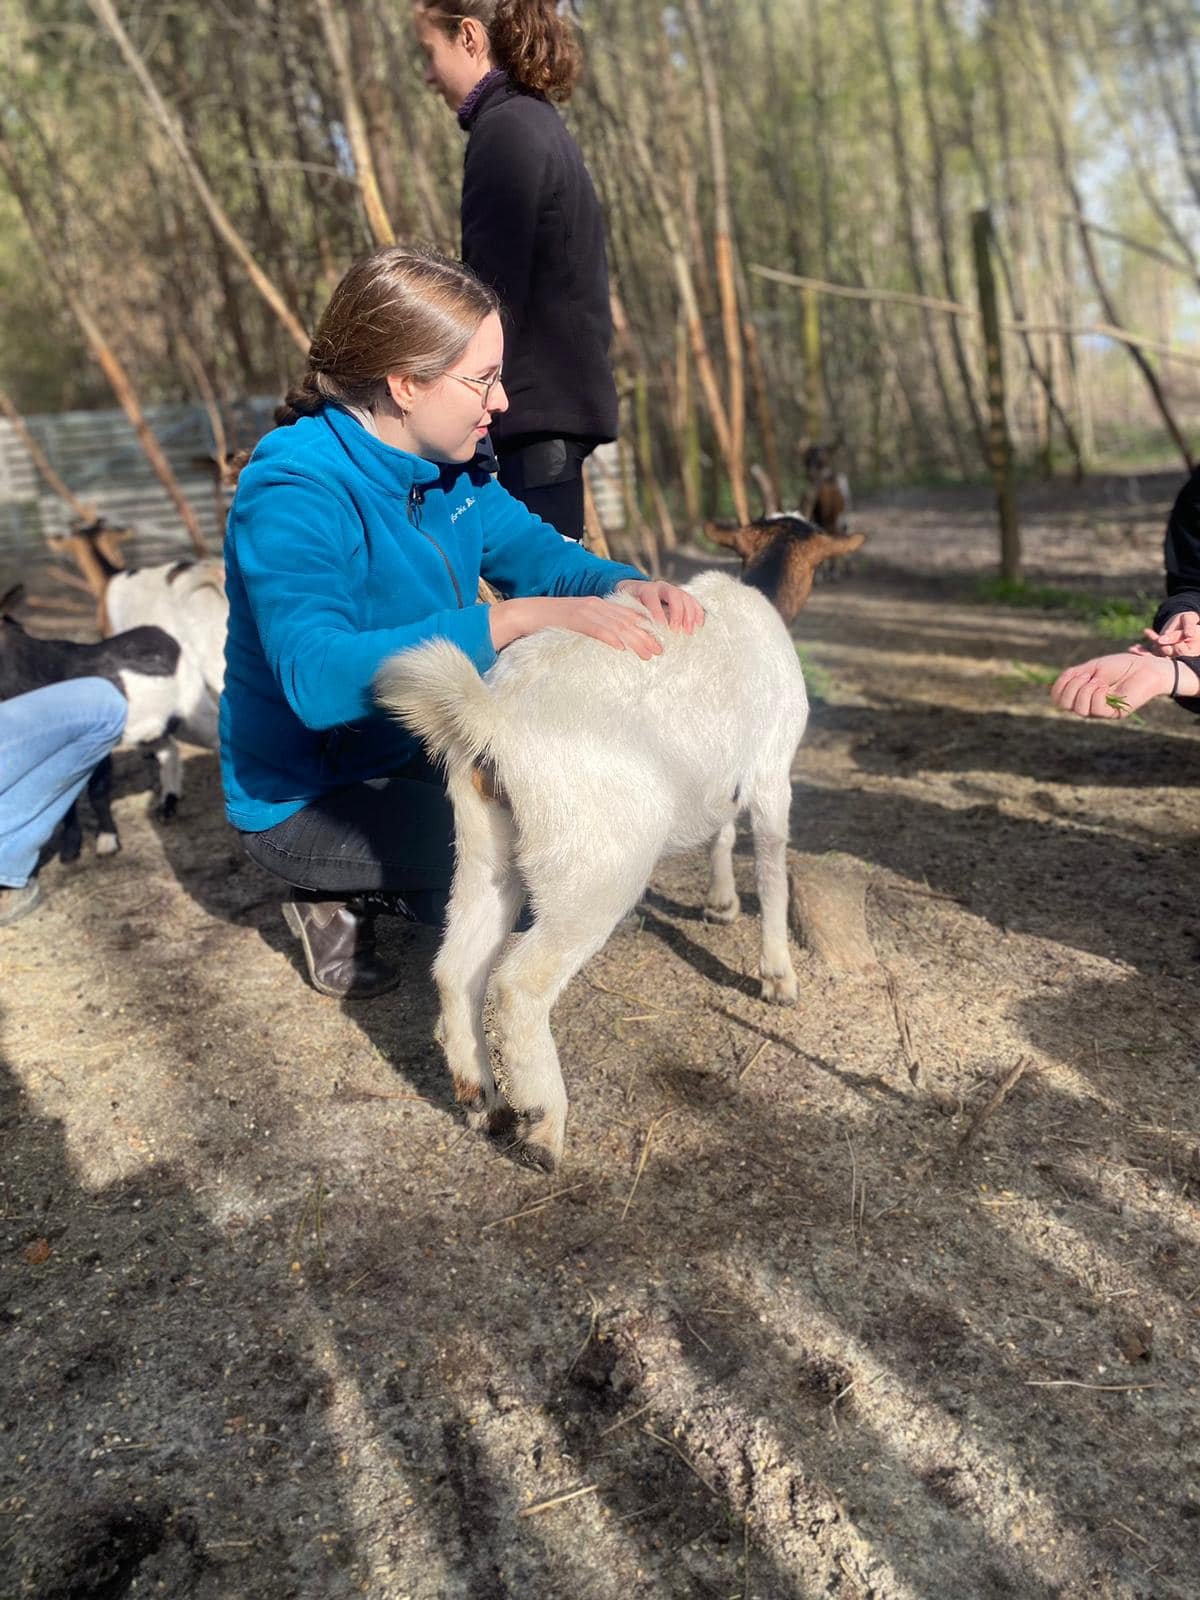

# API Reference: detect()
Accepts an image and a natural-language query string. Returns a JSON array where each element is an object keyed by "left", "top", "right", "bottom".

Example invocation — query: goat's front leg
[
  {"left": 434, "top": 772, "right": 522, "bottom": 1129},
  {"left": 148, "top": 736, "right": 182, "bottom": 818},
  {"left": 750, "top": 775, "right": 798, "bottom": 1005},
  {"left": 88, "top": 756, "right": 120, "bottom": 856},
  {"left": 58, "top": 800, "right": 83, "bottom": 864},
  {"left": 703, "top": 818, "right": 740, "bottom": 923}
]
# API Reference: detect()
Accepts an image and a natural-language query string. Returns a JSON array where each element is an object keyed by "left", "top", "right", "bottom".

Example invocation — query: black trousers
[
  {"left": 495, "top": 434, "right": 600, "bottom": 542},
  {"left": 241, "top": 754, "right": 454, "bottom": 927}
]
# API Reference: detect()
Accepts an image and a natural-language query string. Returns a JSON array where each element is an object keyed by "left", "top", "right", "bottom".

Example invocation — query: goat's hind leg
[
  {"left": 491, "top": 852, "right": 654, "bottom": 1173},
  {"left": 749, "top": 772, "right": 799, "bottom": 1005},
  {"left": 703, "top": 818, "right": 740, "bottom": 923},
  {"left": 434, "top": 765, "right": 523, "bottom": 1130}
]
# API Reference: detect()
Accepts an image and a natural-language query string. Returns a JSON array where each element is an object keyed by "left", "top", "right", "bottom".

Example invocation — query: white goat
[{"left": 376, "top": 571, "right": 808, "bottom": 1173}]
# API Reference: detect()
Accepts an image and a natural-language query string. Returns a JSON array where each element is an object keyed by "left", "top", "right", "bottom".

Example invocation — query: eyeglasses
[{"left": 447, "top": 367, "right": 505, "bottom": 406}]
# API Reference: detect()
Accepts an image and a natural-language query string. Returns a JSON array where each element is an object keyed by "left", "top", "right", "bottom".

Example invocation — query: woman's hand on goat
[
  {"left": 613, "top": 579, "right": 705, "bottom": 635},
  {"left": 1050, "top": 651, "right": 1197, "bottom": 717},
  {"left": 489, "top": 595, "right": 665, "bottom": 658}
]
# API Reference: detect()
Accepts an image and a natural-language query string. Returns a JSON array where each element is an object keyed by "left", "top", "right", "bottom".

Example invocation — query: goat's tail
[{"left": 374, "top": 639, "right": 499, "bottom": 768}]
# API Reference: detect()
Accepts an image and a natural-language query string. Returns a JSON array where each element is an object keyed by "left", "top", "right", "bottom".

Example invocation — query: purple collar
[{"left": 457, "top": 68, "right": 507, "bottom": 129}]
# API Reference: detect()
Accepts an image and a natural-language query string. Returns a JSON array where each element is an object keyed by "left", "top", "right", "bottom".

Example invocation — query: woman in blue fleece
[{"left": 222, "top": 244, "right": 701, "bottom": 1000}]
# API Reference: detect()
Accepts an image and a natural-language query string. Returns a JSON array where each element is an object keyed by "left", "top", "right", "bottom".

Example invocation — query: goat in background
[
  {"left": 0, "top": 584, "right": 185, "bottom": 858},
  {"left": 58, "top": 518, "right": 227, "bottom": 814},
  {"left": 704, "top": 511, "right": 865, "bottom": 623}
]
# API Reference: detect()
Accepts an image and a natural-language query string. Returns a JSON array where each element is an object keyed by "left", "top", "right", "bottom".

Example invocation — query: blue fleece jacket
[{"left": 220, "top": 406, "right": 643, "bottom": 830}]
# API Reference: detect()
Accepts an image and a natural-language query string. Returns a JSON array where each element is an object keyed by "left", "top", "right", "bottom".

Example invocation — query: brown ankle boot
[{"left": 282, "top": 895, "right": 400, "bottom": 999}]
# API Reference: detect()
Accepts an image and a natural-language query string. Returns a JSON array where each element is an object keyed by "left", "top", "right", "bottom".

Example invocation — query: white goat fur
[
  {"left": 105, "top": 560, "right": 227, "bottom": 806},
  {"left": 376, "top": 571, "right": 809, "bottom": 1170}
]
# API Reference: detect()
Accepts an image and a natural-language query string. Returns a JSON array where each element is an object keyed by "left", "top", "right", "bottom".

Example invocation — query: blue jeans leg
[{"left": 0, "top": 678, "right": 128, "bottom": 887}]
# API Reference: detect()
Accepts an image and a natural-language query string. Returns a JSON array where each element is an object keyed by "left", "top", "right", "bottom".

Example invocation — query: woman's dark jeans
[{"left": 241, "top": 754, "right": 454, "bottom": 927}]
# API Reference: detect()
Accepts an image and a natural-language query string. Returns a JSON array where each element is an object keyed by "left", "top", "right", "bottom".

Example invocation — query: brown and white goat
[{"left": 704, "top": 512, "right": 865, "bottom": 624}]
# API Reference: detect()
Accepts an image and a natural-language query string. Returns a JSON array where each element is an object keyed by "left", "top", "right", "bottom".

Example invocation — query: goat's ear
[
  {"left": 808, "top": 531, "right": 862, "bottom": 566},
  {"left": 703, "top": 519, "right": 742, "bottom": 552},
  {"left": 0, "top": 582, "right": 25, "bottom": 614}
]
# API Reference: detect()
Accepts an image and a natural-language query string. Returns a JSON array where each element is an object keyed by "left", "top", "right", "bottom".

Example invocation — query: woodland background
[{"left": 1, "top": 0, "right": 1198, "bottom": 553}]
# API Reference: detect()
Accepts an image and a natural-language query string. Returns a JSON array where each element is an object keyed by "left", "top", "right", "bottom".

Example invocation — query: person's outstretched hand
[
  {"left": 1137, "top": 608, "right": 1200, "bottom": 657},
  {"left": 1051, "top": 652, "right": 1180, "bottom": 718}
]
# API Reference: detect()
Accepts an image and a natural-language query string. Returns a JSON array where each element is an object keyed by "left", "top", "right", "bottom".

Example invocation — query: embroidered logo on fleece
[{"left": 450, "top": 496, "right": 476, "bottom": 523}]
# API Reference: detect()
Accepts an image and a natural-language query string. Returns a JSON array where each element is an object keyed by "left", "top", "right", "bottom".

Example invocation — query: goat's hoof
[
  {"left": 515, "top": 1140, "right": 558, "bottom": 1176},
  {"left": 760, "top": 971, "right": 799, "bottom": 1005},
  {"left": 703, "top": 896, "right": 741, "bottom": 925},
  {"left": 157, "top": 794, "right": 179, "bottom": 821},
  {"left": 95, "top": 832, "right": 121, "bottom": 858},
  {"left": 491, "top": 1105, "right": 562, "bottom": 1174},
  {"left": 59, "top": 846, "right": 82, "bottom": 866}
]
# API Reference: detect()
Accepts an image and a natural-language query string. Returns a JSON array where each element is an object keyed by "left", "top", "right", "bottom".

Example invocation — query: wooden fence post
[{"left": 972, "top": 209, "right": 1020, "bottom": 583}]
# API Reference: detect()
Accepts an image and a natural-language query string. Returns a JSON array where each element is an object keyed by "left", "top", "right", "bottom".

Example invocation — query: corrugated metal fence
[{"left": 0, "top": 402, "right": 627, "bottom": 581}]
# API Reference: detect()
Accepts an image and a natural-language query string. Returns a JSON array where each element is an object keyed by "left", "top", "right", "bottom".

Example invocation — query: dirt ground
[{"left": 2, "top": 471, "right": 1199, "bottom": 1600}]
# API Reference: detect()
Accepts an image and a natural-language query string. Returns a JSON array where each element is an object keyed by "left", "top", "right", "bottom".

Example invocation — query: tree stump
[{"left": 788, "top": 852, "right": 878, "bottom": 974}]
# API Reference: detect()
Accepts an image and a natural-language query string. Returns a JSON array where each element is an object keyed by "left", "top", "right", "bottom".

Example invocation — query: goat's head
[
  {"left": 802, "top": 441, "right": 837, "bottom": 484},
  {"left": 708, "top": 513, "right": 865, "bottom": 625},
  {"left": 68, "top": 515, "right": 132, "bottom": 570}
]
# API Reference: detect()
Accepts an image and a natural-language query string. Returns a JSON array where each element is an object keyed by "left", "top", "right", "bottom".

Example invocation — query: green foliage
[
  {"left": 795, "top": 645, "right": 835, "bottom": 703},
  {"left": 973, "top": 577, "right": 1157, "bottom": 640}
]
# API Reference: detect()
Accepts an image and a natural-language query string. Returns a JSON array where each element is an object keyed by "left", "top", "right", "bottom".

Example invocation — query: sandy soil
[{"left": 2, "top": 470, "right": 1199, "bottom": 1599}]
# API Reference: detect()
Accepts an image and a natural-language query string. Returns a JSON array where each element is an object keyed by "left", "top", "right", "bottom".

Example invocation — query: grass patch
[
  {"left": 973, "top": 576, "right": 1156, "bottom": 640},
  {"left": 796, "top": 645, "right": 835, "bottom": 702}
]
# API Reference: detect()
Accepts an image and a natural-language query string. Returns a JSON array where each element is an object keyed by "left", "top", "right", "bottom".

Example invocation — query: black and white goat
[
  {"left": 377, "top": 571, "right": 809, "bottom": 1173},
  {"left": 59, "top": 520, "right": 227, "bottom": 812},
  {"left": 0, "top": 586, "right": 187, "bottom": 858}
]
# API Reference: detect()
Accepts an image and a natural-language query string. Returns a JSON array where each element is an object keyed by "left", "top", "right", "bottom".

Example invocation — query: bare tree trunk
[
  {"left": 913, "top": 0, "right": 987, "bottom": 457},
  {"left": 0, "top": 134, "right": 209, "bottom": 555},
  {"left": 1137, "top": 1, "right": 1200, "bottom": 212},
  {"left": 84, "top": 0, "right": 310, "bottom": 356},
  {"left": 674, "top": 311, "right": 702, "bottom": 531},
  {"left": 178, "top": 337, "right": 232, "bottom": 530},
  {"left": 682, "top": 0, "right": 749, "bottom": 525},
  {"left": 1076, "top": 7, "right": 1200, "bottom": 286},
  {"left": 601, "top": 95, "right": 740, "bottom": 519},
  {"left": 376, "top": 10, "right": 456, "bottom": 247},
  {"left": 0, "top": 390, "right": 96, "bottom": 524},
  {"left": 737, "top": 269, "right": 784, "bottom": 512},
  {"left": 314, "top": 0, "right": 397, "bottom": 247},
  {"left": 870, "top": 0, "right": 973, "bottom": 478},
  {"left": 1017, "top": 0, "right": 1195, "bottom": 470},
  {"left": 346, "top": 0, "right": 410, "bottom": 239},
  {"left": 935, "top": 0, "right": 1077, "bottom": 478}
]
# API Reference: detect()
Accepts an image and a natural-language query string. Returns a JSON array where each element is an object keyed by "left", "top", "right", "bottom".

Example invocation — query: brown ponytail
[
  {"left": 276, "top": 243, "right": 498, "bottom": 429},
  {"left": 415, "top": 0, "right": 581, "bottom": 101},
  {"left": 275, "top": 371, "right": 329, "bottom": 428}
]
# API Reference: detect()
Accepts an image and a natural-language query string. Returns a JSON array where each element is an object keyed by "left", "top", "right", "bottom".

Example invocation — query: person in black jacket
[
  {"left": 413, "top": 0, "right": 617, "bottom": 541},
  {"left": 1052, "top": 466, "right": 1200, "bottom": 718}
]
